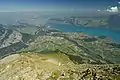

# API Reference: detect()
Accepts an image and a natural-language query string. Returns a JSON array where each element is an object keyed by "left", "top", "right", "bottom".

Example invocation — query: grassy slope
[
  {"left": 21, "top": 34, "right": 120, "bottom": 64},
  {"left": 0, "top": 52, "right": 120, "bottom": 80}
]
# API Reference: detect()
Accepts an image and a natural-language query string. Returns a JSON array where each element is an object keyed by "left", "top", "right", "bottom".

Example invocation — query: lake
[{"left": 47, "top": 23, "right": 120, "bottom": 42}]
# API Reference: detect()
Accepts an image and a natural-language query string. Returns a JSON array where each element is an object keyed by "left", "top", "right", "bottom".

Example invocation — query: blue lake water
[{"left": 47, "top": 23, "right": 120, "bottom": 42}]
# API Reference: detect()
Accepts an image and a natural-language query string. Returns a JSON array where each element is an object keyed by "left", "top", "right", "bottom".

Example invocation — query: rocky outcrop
[
  {"left": 0, "top": 30, "right": 22, "bottom": 49},
  {"left": 0, "top": 27, "right": 22, "bottom": 49},
  {"left": 0, "top": 26, "right": 34, "bottom": 58}
]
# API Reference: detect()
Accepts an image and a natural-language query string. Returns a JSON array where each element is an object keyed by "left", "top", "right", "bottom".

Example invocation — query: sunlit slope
[
  {"left": 0, "top": 52, "right": 73, "bottom": 80},
  {"left": 0, "top": 52, "right": 120, "bottom": 80}
]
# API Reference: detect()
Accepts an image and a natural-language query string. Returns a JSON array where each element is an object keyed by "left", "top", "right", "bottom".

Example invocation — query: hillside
[
  {"left": 0, "top": 52, "right": 120, "bottom": 80},
  {"left": 22, "top": 32, "right": 120, "bottom": 64},
  {"left": 0, "top": 26, "right": 35, "bottom": 57}
]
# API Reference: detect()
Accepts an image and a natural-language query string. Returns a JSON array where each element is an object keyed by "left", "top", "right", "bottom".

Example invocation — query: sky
[{"left": 0, "top": 0, "right": 120, "bottom": 12}]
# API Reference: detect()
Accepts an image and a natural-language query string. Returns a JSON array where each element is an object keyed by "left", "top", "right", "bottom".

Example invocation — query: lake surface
[{"left": 47, "top": 23, "right": 120, "bottom": 42}]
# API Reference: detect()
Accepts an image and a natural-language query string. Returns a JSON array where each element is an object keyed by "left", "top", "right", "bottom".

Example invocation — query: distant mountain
[
  {"left": 48, "top": 14, "right": 120, "bottom": 30},
  {"left": 108, "top": 14, "right": 120, "bottom": 30}
]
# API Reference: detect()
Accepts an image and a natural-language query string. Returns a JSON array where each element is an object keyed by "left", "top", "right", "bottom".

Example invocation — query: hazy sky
[{"left": 0, "top": 0, "right": 120, "bottom": 12}]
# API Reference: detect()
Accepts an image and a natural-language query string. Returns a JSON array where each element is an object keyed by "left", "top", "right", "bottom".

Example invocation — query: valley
[{"left": 0, "top": 14, "right": 120, "bottom": 80}]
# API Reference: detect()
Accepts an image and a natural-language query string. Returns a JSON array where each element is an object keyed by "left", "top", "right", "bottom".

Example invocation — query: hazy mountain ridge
[
  {"left": 108, "top": 14, "right": 120, "bottom": 30},
  {"left": 48, "top": 14, "right": 120, "bottom": 30}
]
